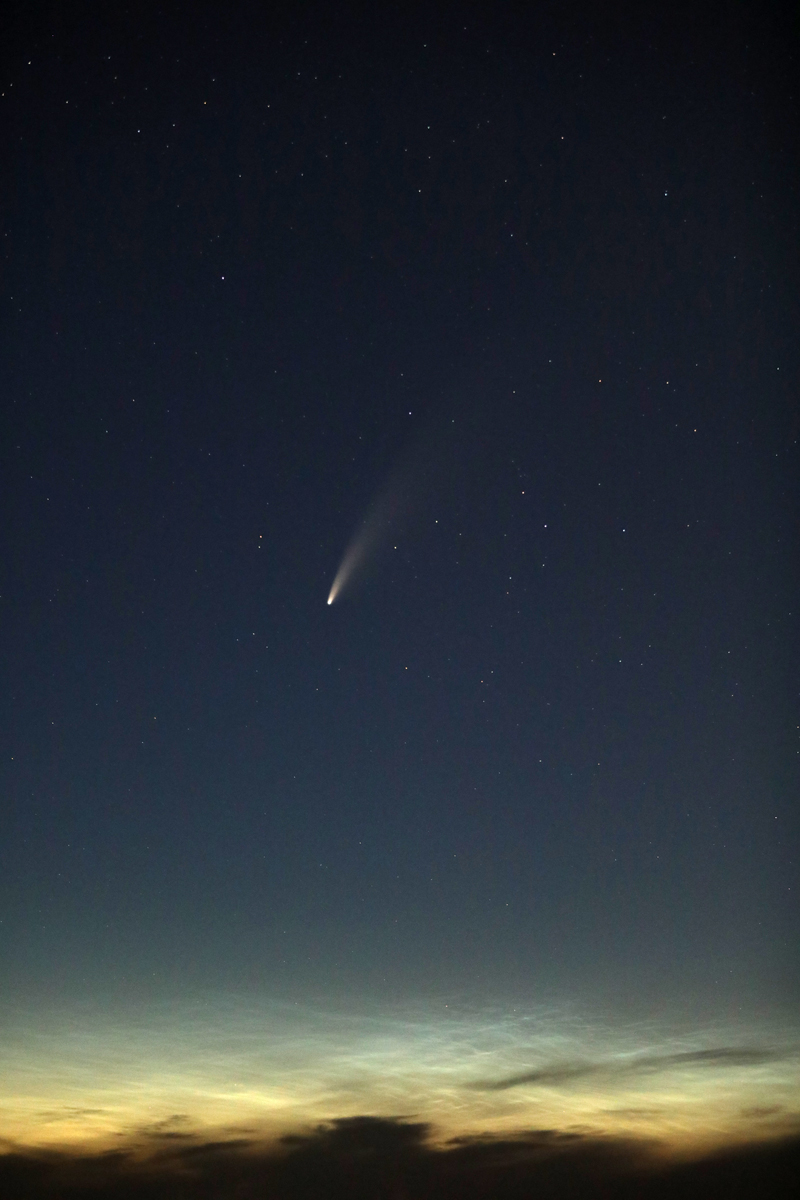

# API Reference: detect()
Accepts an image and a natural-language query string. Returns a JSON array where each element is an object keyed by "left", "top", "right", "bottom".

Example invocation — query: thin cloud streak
[{"left": 473, "top": 1047, "right": 789, "bottom": 1091}]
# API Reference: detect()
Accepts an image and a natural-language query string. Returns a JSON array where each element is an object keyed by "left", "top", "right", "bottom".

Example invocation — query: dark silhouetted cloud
[{"left": 2, "top": 1119, "right": 799, "bottom": 1200}]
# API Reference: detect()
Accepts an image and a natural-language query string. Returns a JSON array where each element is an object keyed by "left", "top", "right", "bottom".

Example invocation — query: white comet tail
[
  {"left": 327, "top": 503, "right": 390, "bottom": 606},
  {"left": 327, "top": 419, "right": 459, "bottom": 606}
]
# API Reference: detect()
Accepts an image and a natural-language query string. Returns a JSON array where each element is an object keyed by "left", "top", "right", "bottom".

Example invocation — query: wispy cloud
[
  {"left": 472, "top": 1046, "right": 784, "bottom": 1091},
  {"left": 34, "top": 1108, "right": 108, "bottom": 1122}
]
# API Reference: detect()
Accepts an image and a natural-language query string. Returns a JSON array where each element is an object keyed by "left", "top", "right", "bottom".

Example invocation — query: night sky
[{"left": 1, "top": 3, "right": 798, "bottom": 1195}]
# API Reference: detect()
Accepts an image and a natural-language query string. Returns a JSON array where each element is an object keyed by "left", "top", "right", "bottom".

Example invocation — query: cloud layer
[{"left": 2, "top": 1119, "right": 799, "bottom": 1200}]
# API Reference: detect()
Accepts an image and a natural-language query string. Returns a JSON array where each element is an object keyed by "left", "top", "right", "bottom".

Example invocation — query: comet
[
  {"left": 326, "top": 411, "right": 476, "bottom": 607},
  {"left": 327, "top": 479, "right": 405, "bottom": 605}
]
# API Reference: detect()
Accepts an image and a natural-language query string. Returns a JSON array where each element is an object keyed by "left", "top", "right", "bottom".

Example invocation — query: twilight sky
[{"left": 1, "top": 2, "right": 798, "bottom": 1193}]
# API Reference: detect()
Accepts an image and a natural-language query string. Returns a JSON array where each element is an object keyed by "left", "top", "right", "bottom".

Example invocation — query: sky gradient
[{"left": 1, "top": 2, "right": 797, "bottom": 1194}]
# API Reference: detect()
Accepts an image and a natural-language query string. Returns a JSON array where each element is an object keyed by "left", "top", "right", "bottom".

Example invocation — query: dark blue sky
[{"left": 0, "top": 1, "right": 797, "bottom": 1177}]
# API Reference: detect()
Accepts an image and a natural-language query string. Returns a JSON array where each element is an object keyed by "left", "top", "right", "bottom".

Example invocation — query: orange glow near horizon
[{"left": 2, "top": 995, "right": 798, "bottom": 1160}]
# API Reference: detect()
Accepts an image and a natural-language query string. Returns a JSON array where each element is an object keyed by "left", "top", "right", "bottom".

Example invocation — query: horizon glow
[{"left": 2, "top": 993, "right": 797, "bottom": 1158}]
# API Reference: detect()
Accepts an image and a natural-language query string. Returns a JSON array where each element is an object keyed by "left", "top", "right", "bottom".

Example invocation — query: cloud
[
  {"left": 1, "top": 1119, "right": 798, "bottom": 1200},
  {"left": 472, "top": 1045, "right": 784, "bottom": 1091},
  {"left": 138, "top": 1112, "right": 194, "bottom": 1139},
  {"left": 280, "top": 1114, "right": 430, "bottom": 1155},
  {"left": 34, "top": 1107, "right": 108, "bottom": 1121}
]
